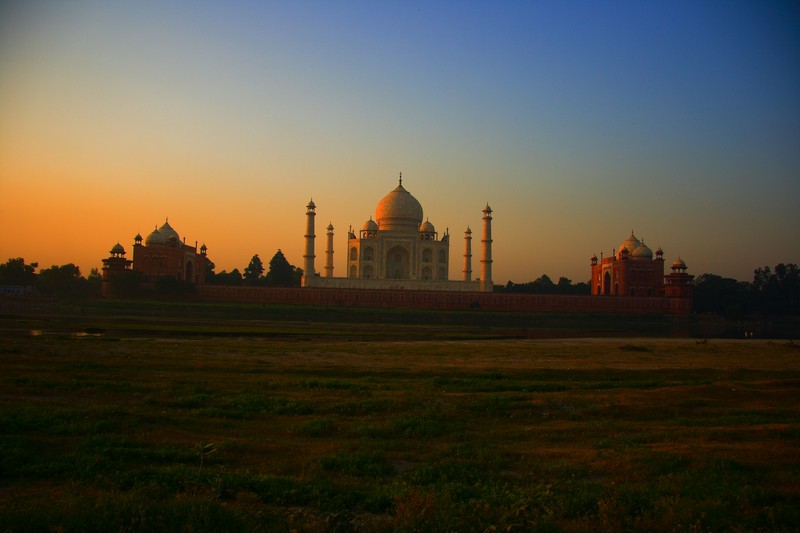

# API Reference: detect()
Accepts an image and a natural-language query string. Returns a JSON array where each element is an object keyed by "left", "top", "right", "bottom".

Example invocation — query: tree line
[
  {"left": 0, "top": 250, "right": 303, "bottom": 299},
  {"left": 499, "top": 263, "right": 800, "bottom": 317},
  {"left": 205, "top": 250, "right": 303, "bottom": 287},
  {"left": 2, "top": 255, "right": 798, "bottom": 316},
  {"left": 693, "top": 264, "right": 799, "bottom": 318},
  {"left": 498, "top": 275, "right": 590, "bottom": 295}
]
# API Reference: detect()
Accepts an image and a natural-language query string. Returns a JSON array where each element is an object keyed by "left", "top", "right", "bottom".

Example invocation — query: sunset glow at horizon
[{"left": 1, "top": 1, "right": 798, "bottom": 284}]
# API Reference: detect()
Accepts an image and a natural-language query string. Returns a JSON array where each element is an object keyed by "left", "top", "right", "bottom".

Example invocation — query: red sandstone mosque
[
  {"left": 590, "top": 231, "right": 693, "bottom": 299},
  {"left": 101, "top": 219, "right": 209, "bottom": 294}
]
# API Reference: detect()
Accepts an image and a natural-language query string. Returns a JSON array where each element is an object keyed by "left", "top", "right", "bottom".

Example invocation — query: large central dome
[{"left": 375, "top": 179, "right": 423, "bottom": 231}]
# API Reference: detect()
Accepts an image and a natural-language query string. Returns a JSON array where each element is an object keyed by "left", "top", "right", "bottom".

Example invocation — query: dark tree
[
  {"left": 210, "top": 269, "right": 243, "bottom": 286},
  {"left": 693, "top": 273, "right": 750, "bottom": 317},
  {"left": 0, "top": 258, "right": 38, "bottom": 286},
  {"left": 155, "top": 275, "right": 195, "bottom": 296},
  {"left": 292, "top": 266, "right": 304, "bottom": 287},
  {"left": 204, "top": 258, "right": 216, "bottom": 282},
  {"left": 533, "top": 274, "right": 555, "bottom": 293},
  {"left": 37, "top": 264, "right": 86, "bottom": 298},
  {"left": 108, "top": 270, "right": 145, "bottom": 298},
  {"left": 85, "top": 268, "right": 102, "bottom": 297},
  {"left": 266, "top": 249, "right": 298, "bottom": 287},
  {"left": 752, "top": 263, "right": 799, "bottom": 315},
  {"left": 243, "top": 254, "right": 265, "bottom": 286}
]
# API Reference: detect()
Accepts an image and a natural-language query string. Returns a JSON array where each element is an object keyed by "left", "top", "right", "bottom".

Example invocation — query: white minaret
[
  {"left": 325, "top": 223, "right": 334, "bottom": 278},
  {"left": 480, "top": 203, "right": 492, "bottom": 291},
  {"left": 302, "top": 199, "right": 316, "bottom": 286},
  {"left": 463, "top": 226, "right": 472, "bottom": 281}
]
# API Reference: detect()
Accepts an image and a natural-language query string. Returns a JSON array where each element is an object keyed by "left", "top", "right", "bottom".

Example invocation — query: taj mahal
[
  {"left": 301, "top": 175, "right": 494, "bottom": 292},
  {"left": 99, "top": 172, "right": 694, "bottom": 313}
]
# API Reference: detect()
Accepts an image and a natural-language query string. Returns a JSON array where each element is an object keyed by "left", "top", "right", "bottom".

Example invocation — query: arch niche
[
  {"left": 603, "top": 271, "right": 611, "bottom": 296},
  {"left": 185, "top": 260, "right": 194, "bottom": 282},
  {"left": 386, "top": 246, "right": 410, "bottom": 279}
]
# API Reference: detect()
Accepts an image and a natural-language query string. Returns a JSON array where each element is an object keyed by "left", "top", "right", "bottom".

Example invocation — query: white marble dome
[
  {"left": 375, "top": 181, "right": 423, "bottom": 231},
  {"left": 362, "top": 217, "right": 378, "bottom": 231}
]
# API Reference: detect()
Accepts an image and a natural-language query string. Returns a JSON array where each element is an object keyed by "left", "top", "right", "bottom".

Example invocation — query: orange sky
[{"left": 1, "top": 2, "right": 799, "bottom": 283}]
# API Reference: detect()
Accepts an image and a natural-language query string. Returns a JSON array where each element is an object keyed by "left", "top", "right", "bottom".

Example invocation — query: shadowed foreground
[{"left": 1, "top": 322, "right": 799, "bottom": 531}]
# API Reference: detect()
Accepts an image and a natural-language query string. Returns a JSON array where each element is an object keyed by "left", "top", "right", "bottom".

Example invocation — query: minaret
[
  {"left": 480, "top": 203, "right": 493, "bottom": 291},
  {"left": 302, "top": 199, "right": 316, "bottom": 286},
  {"left": 325, "top": 223, "right": 334, "bottom": 278},
  {"left": 463, "top": 226, "right": 472, "bottom": 281}
]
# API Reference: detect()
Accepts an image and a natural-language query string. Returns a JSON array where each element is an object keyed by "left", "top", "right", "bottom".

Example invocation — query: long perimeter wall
[{"left": 197, "top": 286, "right": 693, "bottom": 314}]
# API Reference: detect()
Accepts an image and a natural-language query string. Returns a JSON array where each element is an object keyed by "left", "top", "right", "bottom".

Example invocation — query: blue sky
[{"left": 1, "top": 1, "right": 798, "bottom": 282}]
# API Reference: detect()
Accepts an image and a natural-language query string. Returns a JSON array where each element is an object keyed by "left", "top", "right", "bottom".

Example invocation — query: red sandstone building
[
  {"left": 591, "top": 232, "right": 693, "bottom": 299},
  {"left": 102, "top": 219, "right": 209, "bottom": 293}
]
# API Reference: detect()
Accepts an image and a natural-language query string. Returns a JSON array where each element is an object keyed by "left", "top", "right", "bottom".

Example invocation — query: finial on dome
[{"left": 399, "top": 172, "right": 402, "bottom": 186}]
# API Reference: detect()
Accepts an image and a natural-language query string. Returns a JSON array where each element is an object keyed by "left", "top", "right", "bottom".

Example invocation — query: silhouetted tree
[
  {"left": 693, "top": 273, "right": 750, "bottom": 317},
  {"left": 751, "top": 263, "right": 799, "bottom": 315},
  {"left": 266, "top": 250, "right": 297, "bottom": 286},
  {"left": 108, "top": 270, "right": 145, "bottom": 298},
  {"left": 86, "top": 268, "right": 102, "bottom": 297},
  {"left": 243, "top": 254, "right": 265, "bottom": 286},
  {"left": 292, "top": 266, "right": 304, "bottom": 287},
  {"left": 37, "top": 264, "right": 86, "bottom": 298},
  {"left": 501, "top": 275, "right": 588, "bottom": 295},
  {"left": 209, "top": 269, "right": 243, "bottom": 286},
  {"left": 0, "top": 258, "right": 37, "bottom": 286},
  {"left": 204, "top": 258, "right": 216, "bottom": 282},
  {"left": 155, "top": 275, "right": 195, "bottom": 296}
]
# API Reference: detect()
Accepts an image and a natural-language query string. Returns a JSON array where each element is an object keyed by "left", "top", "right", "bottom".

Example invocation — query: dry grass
[{"left": 1, "top": 319, "right": 799, "bottom": 531}]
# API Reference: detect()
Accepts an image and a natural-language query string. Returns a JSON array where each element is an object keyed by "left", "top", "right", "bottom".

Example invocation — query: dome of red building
[
  {"left": 619, "top": 232, "right": 641, "bottom": 256},
  {"left": 158, "top": 219, "right": 180, "bottom": 242},
  {"left": 145, "top": 227, "right": 165, "bottom": 245},
  {"left": 632, "top": 242, "right": 653, "bottom": 259}
]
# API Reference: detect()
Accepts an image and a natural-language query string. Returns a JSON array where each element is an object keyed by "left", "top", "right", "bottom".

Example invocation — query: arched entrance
[
  {"left": 386, "top": 246, "right": 409, "bottom": 279},
  {"left": 185, "top": 260, "right": 194, "bottom": 282},
  {"left": 603, "top": 271, "right": 611, "bottom": 295}
]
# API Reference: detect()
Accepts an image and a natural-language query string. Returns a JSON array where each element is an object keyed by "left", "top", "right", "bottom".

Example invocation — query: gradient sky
[{"left": 1, "top": 1, "right": 798, "bottom": 284}]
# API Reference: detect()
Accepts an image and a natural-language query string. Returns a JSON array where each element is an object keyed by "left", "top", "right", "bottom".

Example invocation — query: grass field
[{"left": 1, "top": 311, "right": 799, "bottom": 531}]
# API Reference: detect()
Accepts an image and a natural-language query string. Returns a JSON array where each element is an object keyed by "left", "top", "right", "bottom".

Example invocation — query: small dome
[
  {"left": 134, "top": 233, "right": 142, "bottom": 242},
  {"left": 672, "top": 257, "right": 687, "bottom": 269},
  {"left": 145, "top": 227, "right": 165, "bottom": 245},
  {"left": 158, "top": 219, "right": 180, "bottom": 243},
  {"left": 362, "top": 217, "right": 378, "bottom": 231},
  {"left": 110, "top": 242, "right": 125, "bottom": 255},
  {"left": 619, "top": 232, "right": 641, "bottom": 256},
  {"left": 420, "top": 219, "right": 435, "bottom": 233},
  {"left": 632, "top": 242, "right": 653, "bottom": 259},
  {"left": 375, "top": 179, "right": 423, "bottom": 231}
]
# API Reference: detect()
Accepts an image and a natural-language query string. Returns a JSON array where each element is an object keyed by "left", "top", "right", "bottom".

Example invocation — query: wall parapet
[
  {"left": 302, "top": 276, "right": 484, "bottom": 292},
  {"left": 196, "top": 286, "right": 692, "bottom": 314}
]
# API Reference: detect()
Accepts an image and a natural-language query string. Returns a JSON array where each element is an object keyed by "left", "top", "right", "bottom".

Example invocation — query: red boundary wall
[{"left": 197, "top": 286, "right": 693, "bottom": 314}]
